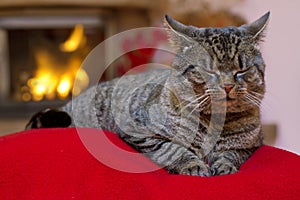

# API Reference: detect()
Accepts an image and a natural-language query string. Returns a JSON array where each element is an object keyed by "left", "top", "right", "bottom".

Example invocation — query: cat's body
[{"left": 26, "top": 12, "right": 270, "bottom": 176}]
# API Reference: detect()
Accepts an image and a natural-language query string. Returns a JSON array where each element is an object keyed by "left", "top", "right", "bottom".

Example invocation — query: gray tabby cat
[{"left": 26, "top": 12, "right": 270, "bottom": 176}]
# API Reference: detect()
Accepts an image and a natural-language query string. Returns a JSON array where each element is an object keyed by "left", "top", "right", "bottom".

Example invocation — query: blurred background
[{"left": 0, "top": 0, "right": 299, "bottom": 154}]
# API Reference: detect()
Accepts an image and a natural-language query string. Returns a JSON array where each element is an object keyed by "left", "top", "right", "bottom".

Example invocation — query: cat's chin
[{"left": 200, "top": 99, "right": 256, "bottom": 115}]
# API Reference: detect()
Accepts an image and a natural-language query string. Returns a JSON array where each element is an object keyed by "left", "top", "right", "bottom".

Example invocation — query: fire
[
  {"left": 20, "top": 24, "right": 90, "bottom": 102},
  {"left": 60, "top": 24, "right": 86, "bottom": 52},
  {"left": 25, "top": 54, "right": 89, "bottom": 102},
  {"left": 27, "top": 72, "right": 57, "bottom": 101},
  {"left": 27, "top": 68, "right": 89, "bottom": 101},
  {"left": 57, "top": 75, "right": 72, "bottom": 98}
]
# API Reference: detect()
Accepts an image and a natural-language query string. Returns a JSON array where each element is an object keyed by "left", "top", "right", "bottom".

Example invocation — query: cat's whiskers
[
  {"left": 249, "top": 91, "right": 264, "bottom": 97},
  {"left": 205, "top": 88, "right": 228, "bottom": 100},
  {"left": 180, "top": 94, "right": 209, "bottom": 112},
  {"left": 178, "top": 93, "right": 203, "bottom": 107},
  {"left": 205, "top": 89, "right": 220, "bottom": 96},
  {"left": 247, "top": 93, "right": 262, "bottom": 103},
  {"left": 248, "top": 92, "right": 264, "bottom": 105},
  {"left": 249, "top": 91, "right": 272, "bottom": 111},
  {"left": 186, "top": 96, "right": 210, "bottom": 117},
  {"left": 243, "top": 93, "right": 262, "bottom": 108}
]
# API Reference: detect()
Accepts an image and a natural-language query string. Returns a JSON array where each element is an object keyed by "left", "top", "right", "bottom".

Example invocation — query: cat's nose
[{"left": 223, "top": 83, "right": 234, "bottom": 94}]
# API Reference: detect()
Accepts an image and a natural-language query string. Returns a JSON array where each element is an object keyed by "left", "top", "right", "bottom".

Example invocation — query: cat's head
[{"left": 165, "top": 12, "right": 270, "bottom": 113}]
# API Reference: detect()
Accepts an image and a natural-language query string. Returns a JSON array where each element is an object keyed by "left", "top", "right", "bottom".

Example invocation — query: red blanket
[{"left": 0, "top": 128, "right": 299, "bottom": 199}]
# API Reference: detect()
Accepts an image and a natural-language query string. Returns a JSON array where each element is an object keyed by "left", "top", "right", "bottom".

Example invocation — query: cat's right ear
[
  {"left": 239, "top": 11, "right": 270, "bottom": 42},
  {"left": 164, "top": 15, "right": 197, "bottom": 51}
]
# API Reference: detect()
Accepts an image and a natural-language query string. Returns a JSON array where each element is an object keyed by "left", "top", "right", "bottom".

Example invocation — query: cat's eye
[
  {"left": 182, "top": 65, "right": 195, "bottom": 75},
  {"left": 234, "top": 66, "right": 256, "bottom": 82},
  {"left": 238, "top": 56, "right": 244, "bottom": 69},
  {"left": 199, "top": 66, "right": 218, "bottom": 76},
  {"left": 188, "top": 64, "right": 195, "bottom": 69},
  {"left": 182, "top": 65, "right": 206, "bottom": 83}
]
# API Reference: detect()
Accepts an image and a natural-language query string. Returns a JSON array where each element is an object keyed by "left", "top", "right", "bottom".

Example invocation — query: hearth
[{"left": 0, "top": 14, "right": 104, "bottom": 117}]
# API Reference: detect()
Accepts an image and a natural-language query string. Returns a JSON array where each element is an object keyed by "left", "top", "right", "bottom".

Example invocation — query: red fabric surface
[{"left": 0, "top": 128, "right": 299, "bottom": 200}]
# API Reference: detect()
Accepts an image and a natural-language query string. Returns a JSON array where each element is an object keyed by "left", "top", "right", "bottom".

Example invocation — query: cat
[{"left": 26, "top": 12, "right": 270, "bottom": 176}]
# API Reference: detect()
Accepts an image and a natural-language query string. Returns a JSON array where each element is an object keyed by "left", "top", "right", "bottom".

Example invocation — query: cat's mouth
[
  {"left": 210, "top": 94, "right": 237, "bottom": 102},
  {"left": 226, "top": 96, "right": 236, "bottom": 101},
  {"left": 209, "top": 95, "right": 240, "bottom": 108}
]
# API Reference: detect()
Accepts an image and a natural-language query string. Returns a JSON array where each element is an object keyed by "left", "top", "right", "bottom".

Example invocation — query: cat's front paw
[
  {"left": 25, "top": 108, "right": 71, "bottom": 129},
  {"left": 210, "top": 160, "right": 238, "bottom": 176},
  {"left": 178, "top": 160, "right": 211, "bottom": 177}
]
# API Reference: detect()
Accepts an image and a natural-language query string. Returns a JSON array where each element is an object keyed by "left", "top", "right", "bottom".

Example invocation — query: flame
[
  {"left": 60, "top": 24, "right": 86, "bottom": 52},
  {"left": 18, "top": 24, "right": 91, "bottom": 102},
  {"left": 57, "top": 75, "right": 72, "bottom": 98},
  {"left": 26, "top": 48, "right": 89, "bottom": 101}
]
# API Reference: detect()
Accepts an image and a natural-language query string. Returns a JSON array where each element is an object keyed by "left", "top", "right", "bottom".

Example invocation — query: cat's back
[
  {"left": 108, "top": 68, "right": 172, "bottom": 95},
  {"left": 62, "top": 68, "right": 172, "bottom": 129}
]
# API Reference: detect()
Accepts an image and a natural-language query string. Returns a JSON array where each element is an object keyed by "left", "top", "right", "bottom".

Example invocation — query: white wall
[{"left": 232, "top": 0, "right": 300, "bottom": 154}]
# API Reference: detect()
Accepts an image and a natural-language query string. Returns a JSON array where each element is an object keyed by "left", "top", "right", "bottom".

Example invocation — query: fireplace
[{"left": 0, "top": 14, "right": 105, "bottom": 117}]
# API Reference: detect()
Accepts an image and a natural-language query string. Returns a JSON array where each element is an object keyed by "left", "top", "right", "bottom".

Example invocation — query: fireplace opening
[
  {"left": 0, "top": 15, "right": 105, "bottom": 117},
  {"left": 10, "top": 24, "right": 103, "bottom": 102}
]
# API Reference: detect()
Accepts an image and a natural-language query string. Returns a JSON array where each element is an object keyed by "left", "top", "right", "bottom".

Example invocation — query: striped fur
[{"left": 27, "top": 13, "right": 270, "bottom": 176}]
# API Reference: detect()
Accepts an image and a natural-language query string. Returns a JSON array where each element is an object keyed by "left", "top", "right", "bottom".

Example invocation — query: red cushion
[{"left": 0, "top": 128, "right": 299, "bottom": 199}]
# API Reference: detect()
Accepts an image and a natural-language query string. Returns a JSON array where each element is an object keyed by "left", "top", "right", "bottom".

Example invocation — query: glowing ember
[
  {"left": 26, "top": 68, "right": 89, "bottom": 101},
  {"left": 10, "top": 23, "right": 102, "bottom": 102},
  {"left": 25, "top": 47, "right": 89, "bottom": 102}
]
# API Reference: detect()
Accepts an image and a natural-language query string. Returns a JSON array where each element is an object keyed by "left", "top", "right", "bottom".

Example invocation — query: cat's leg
[
  {"left": 208, "top": 149, "right": 256, "bottom": 175},
  {"left": 25, "top": 108, "right": 72, "bottom": 130},
  {"left": 168, "top": 151, "right": 211, "bottom": 176},
  {"left": 122, "top": 135, "right": 211, "bottom": 176}
]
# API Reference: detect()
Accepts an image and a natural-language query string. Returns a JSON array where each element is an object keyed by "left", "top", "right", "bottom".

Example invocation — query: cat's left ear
[
  {"left": 164, "top": 15, "right": 198, "bottom": 50},
  {"left": 239, "top": 11, "right": 270, "bottom": 41}
]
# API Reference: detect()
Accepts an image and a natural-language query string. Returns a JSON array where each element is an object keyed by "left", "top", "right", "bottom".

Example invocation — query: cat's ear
[
  {"left": 164, "top": 15, "right": 197, "bottom": 50},
  {"left": 239, "top": 11, "right": 270, "bottom": 41}
]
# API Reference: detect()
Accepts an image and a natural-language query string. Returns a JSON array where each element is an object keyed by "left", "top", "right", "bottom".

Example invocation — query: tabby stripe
[
  {"left": 165, "top": 146, "right": 188, "bottom": 164},
  {"left": 156, "top": 144, "right": 185, "bottom": 165},
  {"left": 139, "top": 140, "right": 169, "bottom": 153}
]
